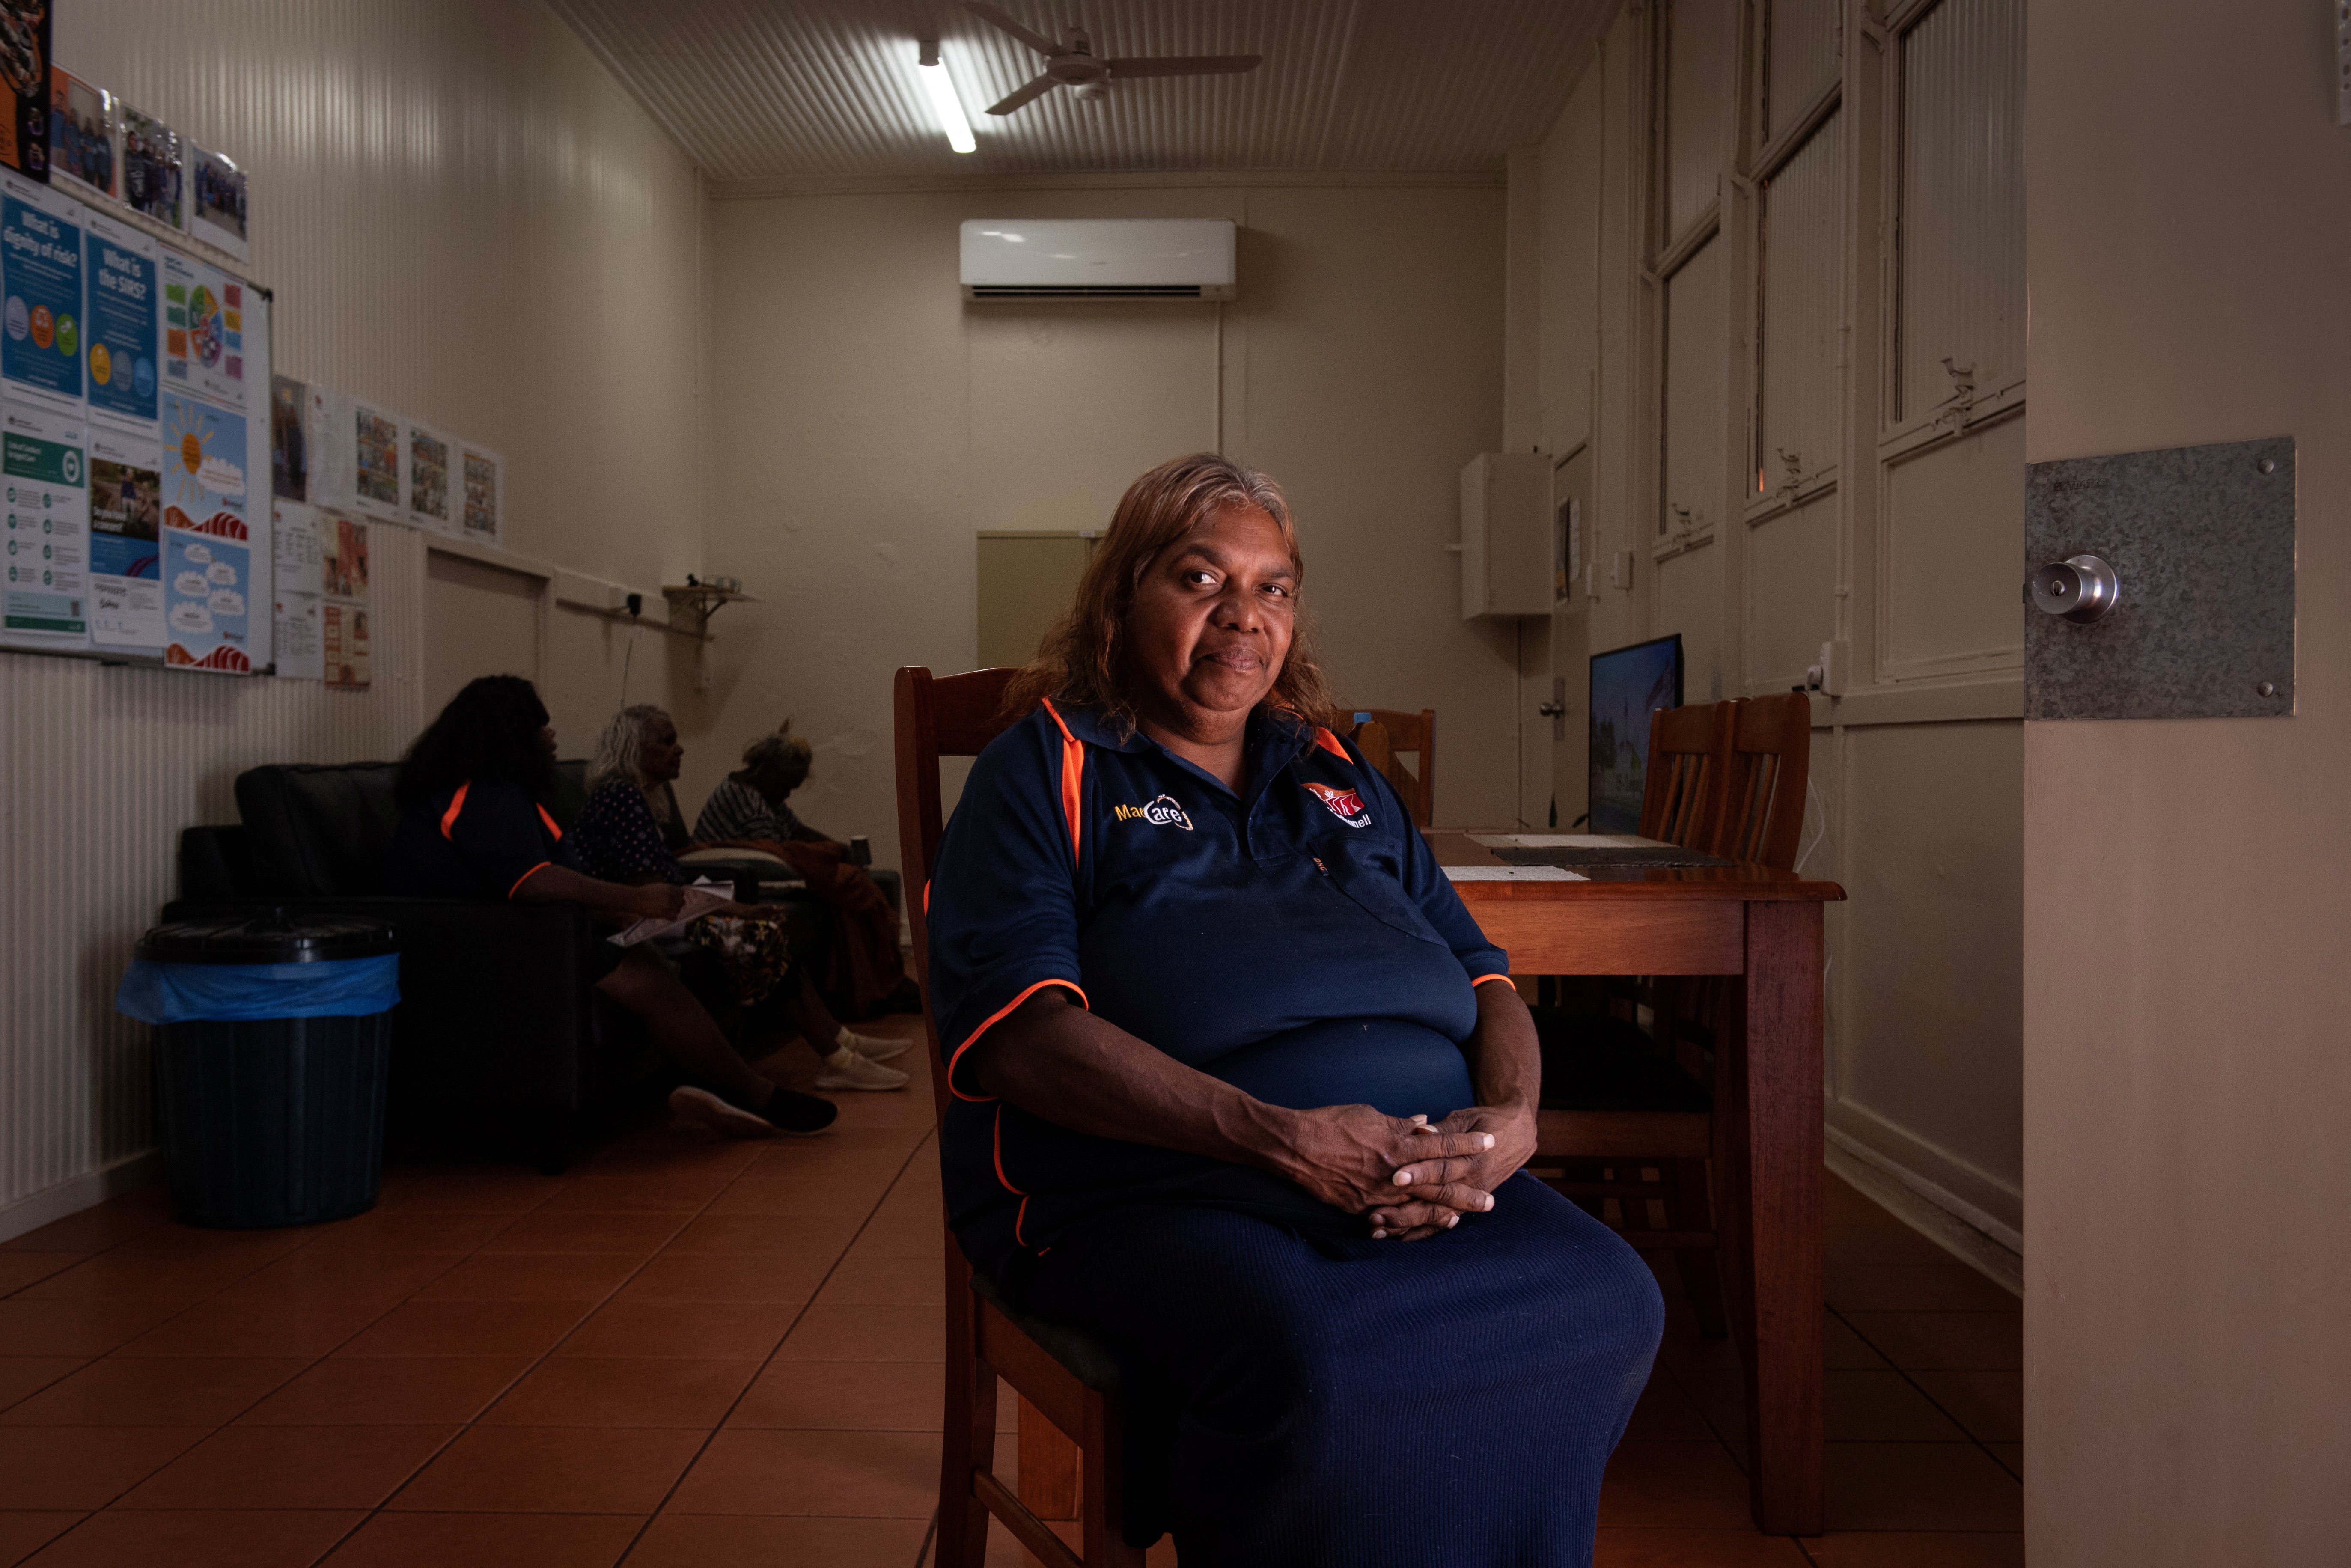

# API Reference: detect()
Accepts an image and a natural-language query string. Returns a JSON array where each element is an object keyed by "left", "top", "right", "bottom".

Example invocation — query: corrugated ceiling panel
[
  {"left": 1898, "top": 0, "right": 2023, "bottom": 420},
  {"left": 1765, "top": 0, "right": 1842, "bottom": 142},
  {"left": 548, "top": 0, "right": 1619, "bottom": 181},
  {"left": 1758, "top": 109, "right": 1843, "bottom": 488},
  {"left": 1664, "top": 0, "right": 1730, "bottom": 243}
]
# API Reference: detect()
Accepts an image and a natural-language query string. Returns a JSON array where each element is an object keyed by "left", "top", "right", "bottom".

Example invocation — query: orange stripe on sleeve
[
  {"left": 1470, "top": 972, "right": 1516, "bottom": 989},
  {"left": 1313, "top": 726, "right": 1351, "bottom": 761},
  {"left": 508, "top": 862, "right": 552, "bottom": 899},
  {"left": 535, "top": 804, "right": 564, "bottom": 840},
  {"left": 1039, "top": 698, "right": 1085, "bottom": 866},
  {"left": 992, "top": 1106, "right": 1024, "bottom": 1195},
  {"left": 439, "top": 780, "right": 471, "bottom": 840},
  {"left": 943, "top": 977, "right": 1088, "bottom": 1102}
]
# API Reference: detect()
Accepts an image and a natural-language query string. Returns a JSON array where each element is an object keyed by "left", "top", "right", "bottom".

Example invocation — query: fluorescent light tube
[{"left": 917, "top": 42, "right": 976, "bottom": 155}]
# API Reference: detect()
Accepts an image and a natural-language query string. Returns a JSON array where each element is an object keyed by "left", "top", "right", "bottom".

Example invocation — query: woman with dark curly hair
[
  {"left": 925, "top": 454, "right": 1661, "bottom": 1565},
  {"left": 388, "top": 675, "right": 835, "bottom": 1138}
]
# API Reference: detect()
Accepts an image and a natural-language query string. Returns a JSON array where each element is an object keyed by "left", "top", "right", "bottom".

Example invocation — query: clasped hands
[{"left": 1272, "top": 1102, "right": 1538, "bottom": 1244}]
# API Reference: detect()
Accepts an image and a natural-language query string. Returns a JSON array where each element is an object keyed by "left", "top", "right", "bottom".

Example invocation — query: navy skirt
[{"left": 1002, "top": 1171, "right": 1664, "bottom": 1566}]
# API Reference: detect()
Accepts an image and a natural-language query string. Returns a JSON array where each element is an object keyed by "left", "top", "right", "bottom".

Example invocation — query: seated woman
[
  {"left": 928, "top": 455, "right": 1663, "bottom": 1566},
  {"left": 387, "top": 675, "right": 834, "bottom": 1139},
  {"left": 574, "top": 704, "right": 907, "bottom": 1092},
  {"left": 694, "top": 721, "right": 838, "bottom": 849}
]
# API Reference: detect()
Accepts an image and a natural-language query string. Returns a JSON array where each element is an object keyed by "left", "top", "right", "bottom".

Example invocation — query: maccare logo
[
  {"left": 1113, "top": 794, "right": 1193, "bottom": 831},
  {"left": 1301, "top": 779, "right": 1371, "bottom": 828}
]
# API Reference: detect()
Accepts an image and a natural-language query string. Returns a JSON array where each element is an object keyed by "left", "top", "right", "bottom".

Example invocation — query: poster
[
  {"left": 119, "top": 104, "right": 178, "bottom": 229},
  {"left": 299, "top": 382, "right": 349, "bottom": 510},
  {"left": 86, "top": 422, "right": 161, "bottom": 649},
  {"left": 270, "top": 497, "right": 321, "bottom": 680},
  {"left": 48, "top": 69, "right": 112, "bottom": 200},
  {"left": 0, "top": 172, "right": 80, "bottom": 411},
  {"left": 269, "top": 374, "right": 306, "bottom": 500},
  {"left": 161, "top": 245, "right": 243, "bottom": 408},
  {"left": 319, "top": 509, "right": 368, "bottom": 688},
  {"left": 185, "top": 143, "right": 247, "bottom": 261},
  {"left": 0, "top": 399, "right": 83, "bottom": 647},
  {"left": 460, "top": 441, "right": 502, "bottom": 548},
  {"left": 348, "top": 397, "right": 404, "bottom": 523},
  {"left": 83, "top": 210, "right": 158, "bottom": 432},
  {"left": 0, "top": 2, "right": 50, "bottom": 181},
  {"left": 405, "top": 419, "right": 452, "bottom": 534},
  {"left": 159, "top": 386, "right": 250, "bottom": 672}
]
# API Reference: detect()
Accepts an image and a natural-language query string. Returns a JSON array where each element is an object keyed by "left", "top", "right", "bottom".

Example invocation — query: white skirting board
[
  {"left": 1826, "top": 1128, "right": 2023, "bottom": 1297},
  {"left": 0, "top": 1150, "right": 164, "bottom": 1246}
]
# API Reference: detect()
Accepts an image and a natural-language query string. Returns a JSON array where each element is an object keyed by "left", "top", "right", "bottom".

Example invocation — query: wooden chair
[
  {"left": 1345, "top": 707, "right": 1437, "bottom": 826},
  {"left": 894, "top": 665, "right": 1144, "bottom": 1568},
  {"left": 1713, "top": 693, "right": 1811, "bottom": 868},
  {"left": 1637, "top": 699, "right": 1735, "bottom": 847}
]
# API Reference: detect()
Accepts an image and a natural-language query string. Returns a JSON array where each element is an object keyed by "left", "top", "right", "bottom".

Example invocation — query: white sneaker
[
  {"left": 840, "top": 1029, "right": 911, "bottom": 1063},
  {"left": 668, "top": 1085, "right": 777, "bottom": 1139},
  {"left": 817, "top": 1046, "right": 910, "bottom": 1091}
]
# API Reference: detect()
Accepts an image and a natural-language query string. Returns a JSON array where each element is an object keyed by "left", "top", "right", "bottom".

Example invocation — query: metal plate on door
[{"left": 2024, "top": 436, "right": 2294, "bottom": 720}]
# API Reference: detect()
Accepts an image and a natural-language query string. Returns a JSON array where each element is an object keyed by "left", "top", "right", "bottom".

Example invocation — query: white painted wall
[
  {"left": 2026, "top": 0, "right": 2351, "bottom": 1557},
  {"left": 0, "top": 0, "right": 706, "bottom": 1238},
  {"left": 693, "top": 179, "right": 1514, "bottom": 851}
]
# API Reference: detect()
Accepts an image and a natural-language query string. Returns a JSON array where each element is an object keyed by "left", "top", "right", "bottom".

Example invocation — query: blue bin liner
[{"left": 116, "top": 955, "right": 400, "bottom": 1025}]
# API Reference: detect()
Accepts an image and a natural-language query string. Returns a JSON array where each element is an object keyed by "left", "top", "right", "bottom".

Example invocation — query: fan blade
[
  {"left": 985, "top": 73, "right": 1058, "bottom": 115},
  {"left": 961, "top": 2, "right": 1060, "bottom": 58},
  {"left": 1104, "top": 54, "right": 1264, "bottom": 78}
]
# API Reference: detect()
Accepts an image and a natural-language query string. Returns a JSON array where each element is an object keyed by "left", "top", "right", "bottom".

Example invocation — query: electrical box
[{"left": 1458, "top": 453, "right": 1552, "bottom": 619}]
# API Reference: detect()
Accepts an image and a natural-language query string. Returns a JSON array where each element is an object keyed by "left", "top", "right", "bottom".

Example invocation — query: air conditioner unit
[{"left": 960, "top": 219, "right": 1236, "bottom": 301}]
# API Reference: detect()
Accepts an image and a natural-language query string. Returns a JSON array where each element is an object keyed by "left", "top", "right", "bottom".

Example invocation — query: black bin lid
[{"left": 137, "top": 908, "right": 399, "bottom": 964}]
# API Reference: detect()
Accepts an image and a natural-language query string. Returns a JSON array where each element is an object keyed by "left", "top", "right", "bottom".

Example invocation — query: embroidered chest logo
[
  {"left": 1113, "top": 794, "right": 1193, "bottom": 831},
  {"left": 1301, "top": 779, "right": 1372, "bottom": 828}
]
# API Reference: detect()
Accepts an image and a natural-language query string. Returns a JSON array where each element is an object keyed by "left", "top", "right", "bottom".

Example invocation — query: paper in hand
[{"left": 607, "top": 881, "right": 735, "bottom": 946}]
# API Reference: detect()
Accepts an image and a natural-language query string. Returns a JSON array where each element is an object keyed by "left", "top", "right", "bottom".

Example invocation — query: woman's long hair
[
  {"left": 589, "top": 704, "right": 671, "bottom": 803},
  {"left": 1004, "top": 453, "right": 1336, "bottom": 735},
  {"left": 396, "top": 675, "right": 554, "bottom": 809}
]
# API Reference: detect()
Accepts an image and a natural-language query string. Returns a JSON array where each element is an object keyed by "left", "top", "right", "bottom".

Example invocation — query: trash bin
[{"left": 116, "top": 910, "right": 400, "bottom": 1229}]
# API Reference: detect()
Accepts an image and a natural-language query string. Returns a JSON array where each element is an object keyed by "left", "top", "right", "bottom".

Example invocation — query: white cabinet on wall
[{"left": 1458, "top": 452, "right": 1552, "bottom": 619}]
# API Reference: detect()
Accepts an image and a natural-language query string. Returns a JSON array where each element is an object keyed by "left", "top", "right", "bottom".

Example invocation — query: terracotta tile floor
[{"left": 0, "top": 1014, "right": 2021, "bottom": 1566}]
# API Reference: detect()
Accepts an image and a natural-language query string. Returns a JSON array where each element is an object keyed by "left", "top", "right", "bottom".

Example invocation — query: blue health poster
[
  {"left": 84, "top": 215, "right": 158, "bottom": 429},
  {"left": 0, "top": 183, "right": 84, "bottom": 408}
]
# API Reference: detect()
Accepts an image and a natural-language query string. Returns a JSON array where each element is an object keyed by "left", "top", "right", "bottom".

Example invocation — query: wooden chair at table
[
  {"left": 894, "top": 665, "right": 1145, "bottom": 1568},
  {"left": 1344, "top": 707, "right": 1437, "bottom": 827}
]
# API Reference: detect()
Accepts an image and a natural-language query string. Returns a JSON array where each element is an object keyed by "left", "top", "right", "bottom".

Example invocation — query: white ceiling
[{"left": 547, "top": 0, "right": 1616, "bottom": 187}]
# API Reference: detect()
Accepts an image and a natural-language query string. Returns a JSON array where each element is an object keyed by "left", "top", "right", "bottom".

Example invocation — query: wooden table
[{"left": 1431, "top": 831, "right": 1846, "bottom": 1536}]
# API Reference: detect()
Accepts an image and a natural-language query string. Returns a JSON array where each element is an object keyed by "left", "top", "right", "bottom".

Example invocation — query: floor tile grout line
[
  {"left": 305, "top": 1146, "right": 779, "bottom": 1565},
  {"left": 1824, "top": 1302, "right": 2023, "bottom": 1485},
  {"left": 610, "top": 1130, "right": 934, "bottom": 1567}
]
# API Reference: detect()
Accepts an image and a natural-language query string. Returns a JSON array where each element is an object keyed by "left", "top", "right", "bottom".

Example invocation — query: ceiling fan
[{"left": 959, "top": 2, "right": 1262, "bottom": 113}]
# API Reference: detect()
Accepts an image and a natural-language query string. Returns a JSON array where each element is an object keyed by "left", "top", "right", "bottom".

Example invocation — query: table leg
[{"left": 1728, "top": 900, "right": 1825, "bottom": 1534}]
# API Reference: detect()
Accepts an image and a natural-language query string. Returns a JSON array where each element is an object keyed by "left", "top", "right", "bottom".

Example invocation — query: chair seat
[
  {"left": 1534, "top": 1008, "right": 1711, "bottom": 1115},
  {"left": 971, "top": 1273, "right": 1123, "bottom": 1392}
]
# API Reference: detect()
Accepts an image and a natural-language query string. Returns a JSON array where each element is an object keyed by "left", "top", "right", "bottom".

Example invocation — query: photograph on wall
[
  {"left": 0, "top": 2, "right": 51, "bottom": 181},
  {"left": 0, "top": 399, "right": 86, "bottom": 649},
  {"left": 0, "top": 173, "right": 82, "bottom": 412},
  {"left": 48, "top": 68, "right": 112, "bottom": 200},
  {"left": 321, "top": 507, "right": 366, "bottom": 600},
  {"left": 320, "top": 507, "right": 368, "bottom": 689},
  {"left": 460, "top": 442, "right": 501, "bottom": 547},
  {"left": 349, "top": 399, "right": 404, "bottom": 523},
  {"left": 161, "top": 245, "right": 243, "bottom": 408},
  {"left": 83, "top": 210, "right": 158, "bottom": 433},
  {"left": 159, "top": 387, "right": 249, "bottom": 672},
  {"left": 322, "top": 597, "right": 368, "bottom": 689},
  {"left": 269, "top": 497, "right": 320, "bottom": 680},
  {"left": 185, "top": 142, "right": 246, "bottom": 261},
  {"left": 406, "top": 420, "right": 451, "bottom": 534},
  {"left": 86, "top": 422, "right": 161, "bottom": 649},
  {"left": 119, "top": 104, "right": 178, "bottom": 227},
  {"left": 269, "top": 374, "right": 306, "bottom": 500}
]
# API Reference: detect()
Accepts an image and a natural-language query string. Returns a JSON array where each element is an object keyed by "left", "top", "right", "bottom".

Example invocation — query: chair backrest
[
  {"left": 1637, "top": 700, "right": 1734, "bottom": 850},
  {"left": 894, "top": 666, "right": 1026, "bottom": 1126},
  {"left": 1713, "top": 693, "right": 1811, "bottom": 869},
  {"left": 1346, "top": 707, "right": 1437, "bottom": 827}
]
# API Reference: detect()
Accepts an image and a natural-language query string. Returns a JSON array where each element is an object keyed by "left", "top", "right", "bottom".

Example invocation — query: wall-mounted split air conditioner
[{"left": 959, "top": 218, "right": 1237, "bottom": 300}]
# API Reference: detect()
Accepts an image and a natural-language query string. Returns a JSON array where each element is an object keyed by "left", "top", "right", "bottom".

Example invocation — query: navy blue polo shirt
[
  {"left": 926, "top": 698, "right": 1511, "bottom": 1280},
  {"left": 389, "top": 780, "right": 578, "bottom": 900}
]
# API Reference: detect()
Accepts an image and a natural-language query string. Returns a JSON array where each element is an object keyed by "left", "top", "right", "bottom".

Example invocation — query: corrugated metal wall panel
[
  {"left": 1897, "top": 0, "right": 2024, "bottom": 420},
  {"left": 1664, "top": 0, "right": 1730, "bottom": 243},
  {"left": 1758, "top": 109, "right": 1843, "bottom": 486},
  {"left": 1765, "top": 0, "right": 1842, "bottom": 141},
  {"left": 3, "top": 2, "right": 699, "bottom": 1224}
]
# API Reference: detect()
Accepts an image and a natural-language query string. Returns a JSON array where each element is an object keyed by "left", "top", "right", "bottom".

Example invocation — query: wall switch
[
  {"left": 1610, "top": 549, "right": 1635, "bottom": 590},
  {"left": 1819, "top": 639, "right": 1850, "bottom": 697}
]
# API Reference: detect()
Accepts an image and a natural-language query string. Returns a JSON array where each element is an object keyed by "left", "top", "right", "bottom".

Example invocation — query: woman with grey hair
[
  {"left": 694, "top": 721, "right": 836, "bottom": 849},
  {"left": 573, "top": 705, "right": 909, "bottom": 1104}
]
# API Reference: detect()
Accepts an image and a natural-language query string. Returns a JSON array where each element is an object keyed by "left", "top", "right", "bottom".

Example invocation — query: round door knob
[
  {"left": 1536, "top": 700, "right": 1566, "bottom": 717},
  {"left": 2028, "top": 554, "right": 2119, "bottom": 624}
]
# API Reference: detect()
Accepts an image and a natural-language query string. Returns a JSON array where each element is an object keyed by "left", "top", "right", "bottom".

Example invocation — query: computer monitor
[{"left": 1588, "top": 633, "right": 1684, "bottom": 833}]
